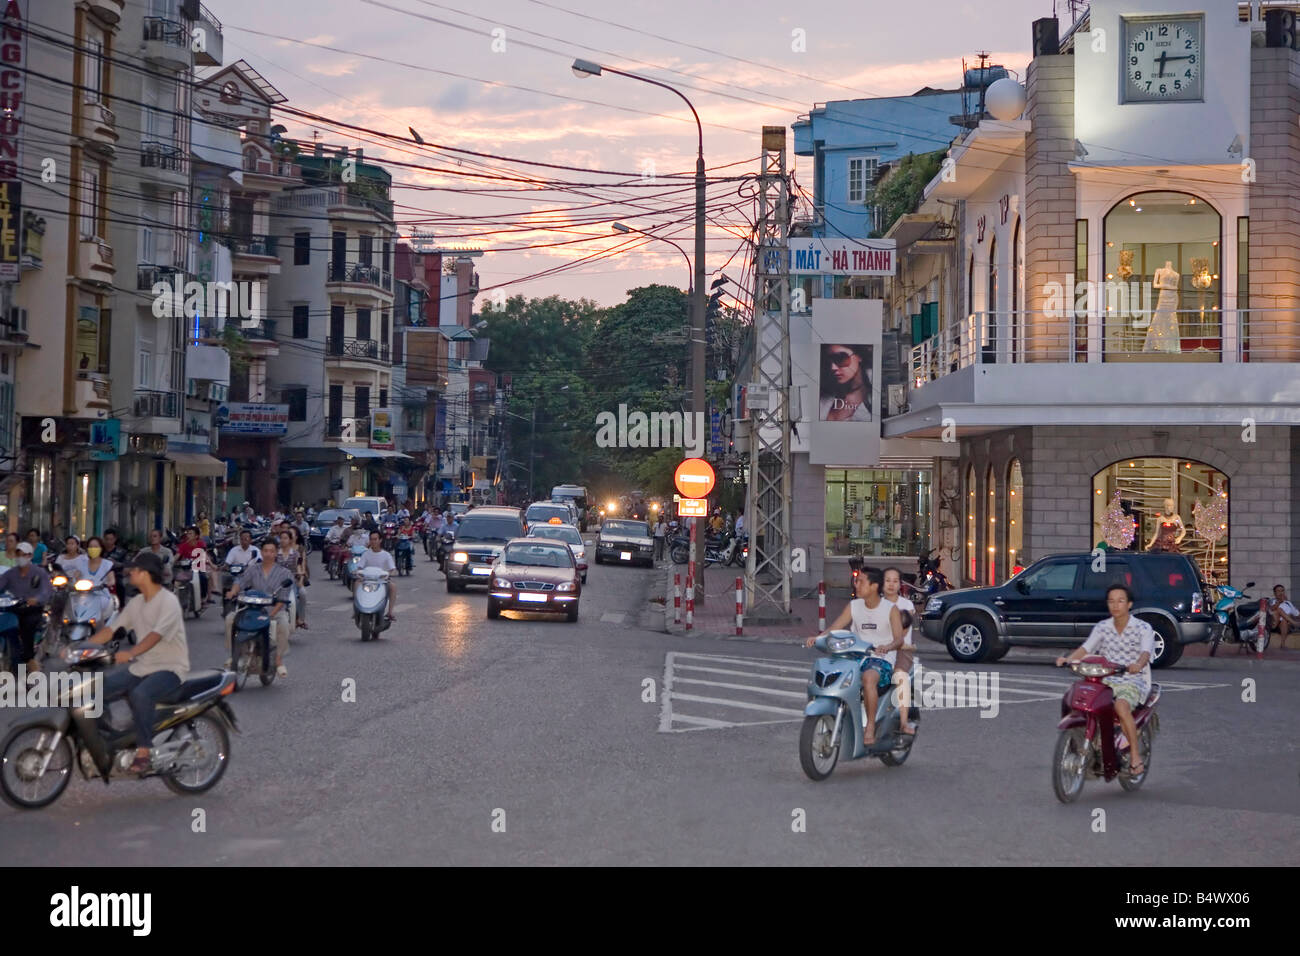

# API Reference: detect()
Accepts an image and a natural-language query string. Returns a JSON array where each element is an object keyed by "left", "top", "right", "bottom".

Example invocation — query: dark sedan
[
  {"left": 487, "top": 538, "right": 582, "bottom": 622},
  {"left": 310, "top": 508, "right": 362, "bottom": 552}
]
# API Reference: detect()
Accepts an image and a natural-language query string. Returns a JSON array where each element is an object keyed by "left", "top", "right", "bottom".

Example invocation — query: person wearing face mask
[{"left": 0, "top": 542, "right": 54, "bottom": 672}]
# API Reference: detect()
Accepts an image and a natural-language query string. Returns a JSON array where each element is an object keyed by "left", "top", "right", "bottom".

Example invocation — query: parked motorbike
[
  {"left": 670, "top": 532, "right": 729, "bottom": 568},
  {"left": 172, "top": 558, "right": 203, "bottom": 619},
  {"left": 353, "top": 566, "right": 391, "bottom": 642},
  {"left": 1051, "top": 656, "right": 1160, "bottom": 803},
  {"left": 231, "top": 583, "right": 291, "bottom": 689},
  {"left": 1208, "top": 581, "right": 1269, "bottom": 656},
  {"left": 0, "top": 634, "right": 236, "bottom": 810},
  {"left": 915, "top": 550, "right": 951, "bottom": 597},
  {"left": 799, "top": 630, "right": 920, "bottom": 780},
  {"left": 395, "top": 533, "right": 414, "bottom": 576},
  {"left": 721, "top": 532, "right": 748, "bottom": 567}
]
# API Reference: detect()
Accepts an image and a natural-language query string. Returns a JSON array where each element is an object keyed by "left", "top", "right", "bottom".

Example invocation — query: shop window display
[{"left": 825, "top": 469, "right": 931, "bottom": 559}]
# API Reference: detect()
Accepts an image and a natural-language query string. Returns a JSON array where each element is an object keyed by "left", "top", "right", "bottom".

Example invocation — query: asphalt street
[{"left": 2, "top": 545, "right": 1297, "bottom": 866}]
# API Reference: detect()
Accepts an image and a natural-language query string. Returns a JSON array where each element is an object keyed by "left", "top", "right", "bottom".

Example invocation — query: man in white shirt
[
  {"left": 325, "top": 517, "right": 347, "bottom": 546},
  {"left": 88, "top": 552, "right": 189, "bottom": 775},
  {"left": 142, "top": 528, "right": 175, "bottom": 585},
  {"left": 223, "top": 529, "right": 260, "bottom": 568},
  {"left": 355, "top": 530, "right": 397, "bottom": 621},
  {"left": 346, "top": 521, "right": 370, "bottom": 551},
  {"left": 1269, "top": 584, "right": 1300, "bottom": 640}
]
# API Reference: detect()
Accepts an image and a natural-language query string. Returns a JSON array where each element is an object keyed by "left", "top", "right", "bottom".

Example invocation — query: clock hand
[{"left": 1155, "top": 51, "right": 1169, "bottom": 77}]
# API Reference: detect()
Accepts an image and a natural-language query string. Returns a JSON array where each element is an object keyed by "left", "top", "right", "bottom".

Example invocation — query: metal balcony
[
  {"left": 224, "top": 234, "right": 278, "bottom": 258},
  {"left": 137, "top": 264, "right": 183, "bottom": 291},
  {"left": 141, "top": 141, "right": 186, "bottom": 173},
  {"left": 325, "top": 337, "right": 390, "bottom": 363},
  {"left": 325, "top": 416, "right": 371, "bottom": 439},
  {"left": 327, "top": 260, "right": 392, "bottom": 291},
  {"left": 142, "top": 18, "right": 191, "bottom": 70},
  {"left": 237, "top": 319, "right": 277, "bottom": 341}
]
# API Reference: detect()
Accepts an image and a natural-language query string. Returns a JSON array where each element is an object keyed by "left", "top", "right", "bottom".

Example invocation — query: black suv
[
  {"left": 446, "top": 507, "right": 526, "bottom": 592},
  {"left": 918, "top": 551, "right": 1213, "bottom": 668}
]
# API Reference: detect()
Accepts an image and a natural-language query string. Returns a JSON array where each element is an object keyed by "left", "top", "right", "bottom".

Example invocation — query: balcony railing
[
  {"left": 327, "top": 260, "right": 393, "bottom": 291},
  {"left": 200, "top": 3, "right": 222, "bottom": 31},
  {"left": 326, "top": 416, "right": 372, "bottom": 439},
  {"left": 238, "top": 319, "right": 277, "bottom": 341},
  {"left": 910, "top": 309, "right": 1300, "bottom": 387},
  {"left": 133, "top": 389, "right": 181, "bottom": 420},
  {"left": 223, "top": 234, "right": 278, "bottom": 258},
  {"left": 142, "top": 17, "right": 187, "bottom": 46},
  {"left": 141, "top": 141, "right": 185, "bottom": 172},
  {"left": 137, "top": 264, "right": 183, "bottom": 291},
  {"left": 326, "top": 336, "right": 390, "bottom": 363}
]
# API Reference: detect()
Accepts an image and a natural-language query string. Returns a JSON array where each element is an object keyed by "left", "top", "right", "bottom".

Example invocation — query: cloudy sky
[{"left": 210, "top": 0, "right": 1053, "bottom": 304}]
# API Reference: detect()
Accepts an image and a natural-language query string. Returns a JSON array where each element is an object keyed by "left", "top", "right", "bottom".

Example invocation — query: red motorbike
[
  {"left": 324, "top": 541, "right": 348, "bottom": 581},
  {"left": 1052, "top": 656, "right": 1161, "bottom": 803}
]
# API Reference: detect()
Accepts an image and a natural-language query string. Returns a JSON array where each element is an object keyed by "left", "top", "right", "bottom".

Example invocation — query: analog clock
[{"left": 1122, "top": 15, "right": 1204, "bottom": 103}]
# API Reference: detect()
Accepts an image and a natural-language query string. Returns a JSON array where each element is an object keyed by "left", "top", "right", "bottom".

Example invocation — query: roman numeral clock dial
[{"left": 1123, "top": 16, "right": 1203, "bottom": 103}]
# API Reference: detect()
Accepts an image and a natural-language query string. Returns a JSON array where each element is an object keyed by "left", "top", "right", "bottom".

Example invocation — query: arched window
[
  {"left": 1011, "top": 218, "right": 1022, "bottom": 362},
  {"left": 967, "top": 253, "right": 975, "bottom": 317},
  {"left": 1007, "top": 459, "right": 1023, "bottom": 570},
  {"left": 985, "top": 237, "right": 998, "bottom": 361},
  {"left": 965, "top": 464, "right": 977, "bottom": 583},
  {"left": 985, "top": 464, "right": 997, "bottom": 585}
]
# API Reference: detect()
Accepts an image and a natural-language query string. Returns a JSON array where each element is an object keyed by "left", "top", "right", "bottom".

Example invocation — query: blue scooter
[
  {"left": 230, "top": 581, "right": 290, "bottom": 690},
  {"left": 0, "top": 592, "right": 47, "bottom": 675},
  {"left": 800, "top": 630, "right": 921, "bottom": 780},
  {"left": 341, "top": 544, "right": 366, "bottom": 590}
]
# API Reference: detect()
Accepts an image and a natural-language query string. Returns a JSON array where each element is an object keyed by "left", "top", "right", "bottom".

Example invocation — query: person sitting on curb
[{"left": 1269, "top": 585, "right": 1300, "bottom": 642}]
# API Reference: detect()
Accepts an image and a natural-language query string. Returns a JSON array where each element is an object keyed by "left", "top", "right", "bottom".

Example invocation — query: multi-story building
[{"left": 885, "top": 0, "right": 1300, "bottom": 594}]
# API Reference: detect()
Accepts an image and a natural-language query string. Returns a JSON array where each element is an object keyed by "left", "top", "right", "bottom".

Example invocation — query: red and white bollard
[
  {"left": 685, "top": 576, "right": 694, "bottom": 631},
  {"left": 735, "top": 577, "right": 744, "bottom": 636},
  {"left": 818, "top": 581, "right": 826, "bottom": 632},
  {"left": 673, "top": 573, "right": 682, "bottom": 624}
]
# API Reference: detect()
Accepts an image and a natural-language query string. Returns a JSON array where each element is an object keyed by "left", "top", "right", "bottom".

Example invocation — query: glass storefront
[
  {"left": 1007, "top": 459, "right": 1023, "bottom": 568},
  {"left": 825, "top": 469, "right": 931, "bottom": 559}
]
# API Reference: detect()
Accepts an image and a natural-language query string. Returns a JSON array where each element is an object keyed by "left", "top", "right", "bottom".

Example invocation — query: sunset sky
[{"left": 211, "top": 0, "right": 1048, "bottom": 305}]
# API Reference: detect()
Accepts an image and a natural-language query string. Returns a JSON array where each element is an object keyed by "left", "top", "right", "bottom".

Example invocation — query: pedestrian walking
[{"left": 653, "top": 515, "right": 667, "bottom": 562}]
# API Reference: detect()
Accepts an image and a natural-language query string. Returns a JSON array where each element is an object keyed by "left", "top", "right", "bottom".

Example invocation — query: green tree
[{"left": 867, "top": 150, "right": 946, "bottom": 238}]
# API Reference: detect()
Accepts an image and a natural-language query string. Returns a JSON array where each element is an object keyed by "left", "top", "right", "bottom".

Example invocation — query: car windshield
[
  {"left": 317, "top": 510, "right": 357, "bottom": 526},
  {"left": 455, "top": 517, "right": 523, "bottom": 543},
  {"left": 526, "top": 505, "right": 570, "bottom": 521},
  {"left": 529, "top": 526, "right": 581, "bottom": 545},
  {"left": 504, "top": 543, "right": 573, "bottom": 568},
  {"left": 603, "top": 521, "right": 648, "bottom": 536}
]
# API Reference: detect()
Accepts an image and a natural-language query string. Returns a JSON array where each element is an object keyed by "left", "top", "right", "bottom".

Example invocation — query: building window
[
  {"left": 137, "top": 349, "right": 152, "bottom": 389},
  {"left": 1012, "top": 217, "right": 1022, "bottom": 362},
  {"left": 358, "top": 234, "right": 373, "bottom": 266},
  {"left": 1075, "top": 218, "right": 1088, "bottom": 361},
  {"left": 282, "top": 387, "right": 307, "bottom": 421},
  {"left": 847, "top": 156, "right": 876, "bottom": 204},
  {"left": 294, "top": 232, "right": 310, "bottom": 265},
  {"left": 985, "top": 236, "right": 998, "bottom": 361},
  {"left": 1007, "top": 459, "right": 1023, "bottom": 570},
  {"left": 965, "top": 464, "right": 976, "bottom": 583},
  {"left": 356, "top": 308, "right": 371, "bottom": 341},
  {"left": 824, "top": 468, "right": 931, "bottom": 558},
  {"left": 354, "top": 386, "right": 370, "bottom": 420},
  {"left": 80, "top": 167, "right": 101, "bottom": 239},
  {"left": 83, "top": 29, "right": 105, "bottom": 101},
  {"left": 328, "top": 383, "right": 343, "bottom": 432},
  {"left": 379, "top": 388, "right": 388, "bottom": 409},
  {"left": 985, "top": 464, "right": 997, "bottom": 585},
  {"left": 292, "top": 305, "right": 309, "bottom": 339},
  {"left": 966, "top": 254, "right": 975, "bottom": 317},
  {"left": 406, "top": 407, "right": 424, "bottom": 431}
]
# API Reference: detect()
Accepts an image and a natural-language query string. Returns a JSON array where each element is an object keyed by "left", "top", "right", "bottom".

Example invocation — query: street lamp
[
  {"left": 575, "top": 58, "right": 708, "bottom": 600},
  {"left": 612, "top": 222, "right": 693, "bottom": 293}
]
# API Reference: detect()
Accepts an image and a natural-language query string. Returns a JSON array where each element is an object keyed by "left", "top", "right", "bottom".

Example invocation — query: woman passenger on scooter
[
  {"left": 81, "top": 536, "right": 119, "bottom": 620},
  {"left": 1055, "top": 584, "right": 1153, "bottom": 776},
  {"left": 805, "top": 566, "right": 906, "bottom": 747},
  {"left": 278, "top": 529, "right": 309, "bottom": 630},
  {"left": 54, "top": 535, "right": 88, "bottom": 579}
]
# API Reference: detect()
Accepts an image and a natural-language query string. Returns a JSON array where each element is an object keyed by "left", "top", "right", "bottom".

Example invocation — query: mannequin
[
  {"left": 1145, "top": 497, "right": 1186, "bottom": 553},
  {"left": 1144, "top": 261, "right": 1181, "bottom": 353}
]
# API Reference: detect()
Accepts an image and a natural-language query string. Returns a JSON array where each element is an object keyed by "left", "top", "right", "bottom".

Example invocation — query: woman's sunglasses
[{"left": 828, "top": 351, "right": 855, "bottom": 367}]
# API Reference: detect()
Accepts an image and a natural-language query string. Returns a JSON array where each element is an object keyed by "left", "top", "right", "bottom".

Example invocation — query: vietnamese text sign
[
  {"left": 786, "top": 238, "right": 896, "bottom": 276},
  {"left": 218, "top": 403, "right": 288, "bottom": 435},
  {"left": 678, "top": 498, "right": 708, "bottom": 518},
  {"left": 0, "top": 0, "right": 26, "bottom": 282}
]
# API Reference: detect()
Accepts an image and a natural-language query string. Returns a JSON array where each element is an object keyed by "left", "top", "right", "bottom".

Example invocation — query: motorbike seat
[{"left": 157, "top": 669, "right": 226, "bottom": 704}]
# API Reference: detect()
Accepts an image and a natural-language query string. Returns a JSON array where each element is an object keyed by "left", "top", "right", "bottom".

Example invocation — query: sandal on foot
[
  {"left": 128, "top": 753, "right": 153, "bottom": 775},
  {"left": 276, "top": 664, "right": 288, "bottom": 678},
  {"left": 1127, "top": 759, "right": 1145, "bottom": 775}
]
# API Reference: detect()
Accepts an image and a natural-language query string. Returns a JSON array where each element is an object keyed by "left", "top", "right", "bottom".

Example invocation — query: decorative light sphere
[{"left": 986, "top": 78, "right": 1027, "bottom": 121}]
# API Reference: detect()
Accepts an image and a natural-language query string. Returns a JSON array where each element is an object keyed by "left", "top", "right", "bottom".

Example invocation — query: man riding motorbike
[
  {"left": 354, "top": 531, "right": 398, "bottom": 623},
  {"left": 224, "top": 540, "right": 294, "bottom": 679},
  {"left": 0, "top": 542, "right": 53, "bottom": 672}
]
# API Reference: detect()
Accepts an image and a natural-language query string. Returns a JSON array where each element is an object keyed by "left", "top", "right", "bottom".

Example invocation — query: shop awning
[
  {"left": 171, "top": 452, "right": 226, "bottom": 477},
  {"left": 338, "top": 445, "right": 412, "bottom": 460}
]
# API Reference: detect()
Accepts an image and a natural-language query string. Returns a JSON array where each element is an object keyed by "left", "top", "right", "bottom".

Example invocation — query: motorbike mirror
[{"left": 1245, "top": 581, "right": 1255, "bottom": 588}]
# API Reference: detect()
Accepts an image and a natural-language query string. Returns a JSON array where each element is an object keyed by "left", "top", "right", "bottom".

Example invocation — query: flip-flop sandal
[
  {"left": 1127, "top": 760, "right": 1145, "bottom": 775},
  {"left": 900, "top": 727, "right": 917, "bottom": 736}
]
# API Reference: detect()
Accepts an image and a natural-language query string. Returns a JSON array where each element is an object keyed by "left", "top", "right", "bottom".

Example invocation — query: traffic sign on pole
[{"left": 674, "top": 457, "right": 716, "bottom": 499}]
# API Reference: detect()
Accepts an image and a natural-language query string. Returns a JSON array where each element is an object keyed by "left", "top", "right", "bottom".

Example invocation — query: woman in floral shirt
[{"left": 1056, "top": 584, "right": 1154, "bottom": 775}]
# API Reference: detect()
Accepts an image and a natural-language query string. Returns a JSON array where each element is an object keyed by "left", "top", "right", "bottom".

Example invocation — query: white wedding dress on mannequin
[{"left": 1143, "top": 262, "right": 1181, "bottom": 353}]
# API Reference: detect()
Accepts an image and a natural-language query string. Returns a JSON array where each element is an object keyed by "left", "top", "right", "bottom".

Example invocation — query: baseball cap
[
  {"left": 16, "top": 541, "right": 33, "bottom": 555},
  {"left": 127, "top": 552, "right": 165, "bottom": 577}
]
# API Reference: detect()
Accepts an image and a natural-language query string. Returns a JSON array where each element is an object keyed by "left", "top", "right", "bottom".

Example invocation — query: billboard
[
  {"left": 370, "top": 407, "right": 395, "bottom": 450},
  {"left": 0, "top": 0, "right": 24, "bottom": 282},
  {"left": 217, "top": 403, "right": 288, "bottom": 435},
  {"left": 791, "top": 299, "right": 883, "bottom": 466},
  {"left": 818, "top": 344, "right": 874, "bottom": 422},
  {"left": 787, "top": 237, "right": 896, "bottom": 276}
]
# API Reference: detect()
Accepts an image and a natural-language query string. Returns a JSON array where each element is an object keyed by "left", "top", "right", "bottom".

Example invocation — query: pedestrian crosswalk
[{"left": 658, "top": 651, "right": 1232, "bottom": 733}]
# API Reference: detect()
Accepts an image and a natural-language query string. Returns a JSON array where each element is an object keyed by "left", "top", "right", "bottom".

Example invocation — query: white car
[
  {"left": 595, "top": 519, "right": 654, "bottom": 567},
  {"left": 527, "top": 522, "right": 588, "bottom": 583}
]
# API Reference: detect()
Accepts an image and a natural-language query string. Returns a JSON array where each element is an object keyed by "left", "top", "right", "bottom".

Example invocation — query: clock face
[{"left": 1123, "top": 17, "right": 1204, "bottom": 103}]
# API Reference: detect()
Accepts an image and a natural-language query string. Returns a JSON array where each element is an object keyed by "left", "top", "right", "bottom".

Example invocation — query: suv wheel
[
  {"left": 945, "top": 616, "right": 994, "bottom": 663},
  {"left": 1144, "top": 618, "right": 1182, "bottom": 668}
]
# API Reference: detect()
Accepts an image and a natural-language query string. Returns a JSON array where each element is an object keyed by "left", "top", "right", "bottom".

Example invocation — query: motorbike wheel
[
  {"left": 259, "top": 667, "right": 276, "bottom": 687},
  {"left": 1052, "top": 728, "right": 1089, "bottom": 804},
  {"left": 360, "top": 616, "right": 373, "bottom": 642},
  {"left": 161, "top": 714, "right": 231, "bottom": 795},
  {"left": 0, "top": 723, "right": 75, "bottom": 809},
  {"left": 234, "top": 650, "right": 254, "bottom": 691},
  {"left": 799, "top": 713, "right": 840, "bottom": 781},
  {"left": 669, "top": 545, "right": 689, "bottom": 565},
  {"left": 879, "top": 719, "right": 917, "bottom": 767},
  {"left": 1208, "top": 626, "right": 1221, "bottom": 656},
  {"left": 1118, "top": 723, "right": 1153, "bottom": 792}
]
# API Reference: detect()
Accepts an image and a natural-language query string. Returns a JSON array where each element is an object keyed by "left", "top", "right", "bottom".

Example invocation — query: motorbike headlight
[
  {"left": 74, "top": 579, "right": 94, "bottom": 592},
  {"left": 925, "top": 597, "right": 943, "bottom": 614},
  {"left": 52, "top": 575, "right": 68, "bottom": 587},
  {"left": 1072, "top": 661, "right": 1113, "bottom": 678},
  {"left": 452, "top": 552, "right": 469, "bottom": 564},
  {"left": 827, "top": 635, "right": 856, "bottom": 653}
]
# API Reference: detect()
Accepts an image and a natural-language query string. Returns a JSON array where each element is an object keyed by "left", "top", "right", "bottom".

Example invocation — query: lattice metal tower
[{"left": 743, "top": 127, "right": 792, "bottom": 616}]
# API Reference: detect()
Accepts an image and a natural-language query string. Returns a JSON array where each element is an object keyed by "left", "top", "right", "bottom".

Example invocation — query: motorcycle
[
  {"left": 721, "top": 532, "right": 748, "bottom": 567},
  {"left": 435, "top": 529, "right": 456, "bottom": 571},
  {"left": 353, "top": 566, "right": 391, "bottom": 642},
  {"left": 220, "top": 563, "right": 247, "bottom": 618},
  {"left": 341, "top": 544, "right": 366, "bottom": 589},
  {"left": 395, "top": 533, "right": 414, "bottom": 576},
  {"left": 0, "top": 593, "right": 46, "bottom": 675},
  {"left": 172, "top": 558, "right": 203, "bottom": 619},
  {"left": 54, "top": 578, "right": 117, "bottom": 658},
  {"left": 230, "top": 583, "right": 291, "bottom": 689},
  {"left": 670, "top": 532, "right": 728, "bottom": 568},
  {"left": 0, "top": 634, "right": 236, "bottom": 810},
  {"left": 1208, "top": 581, "right": 1269, "bottom": 656},
  {"left": 44, "top": 572, "right": 72, "bottom": 651},
  {"left": 324, "top": 541, "right": 347, "bottom": 580},
  {"left": 800, "top": 631, "right": 920, "bottom": 780},
  {"left": 914, "top": 549, "right": 951, "bottom": 597},
  {"left": 1052, "top": 656, "right": 1160, "bottom": 803}
]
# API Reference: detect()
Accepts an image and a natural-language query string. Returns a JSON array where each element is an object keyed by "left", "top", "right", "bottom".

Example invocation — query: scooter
[
  {"left": 341, "top": 544, "right": 366, "bottom": 589},
  {"left": 915, "top": 549, "right": 951, "bottom": 597},
  {"left": 44, "top": 572, "right": 71, "bottom": 652},
  {"left": 353, "top": 566, "right": 391, "bottom": 642},
  {"left": 230, "top": 582, "right": 291, "bottom": 689},
  {"left": 0, "top": 633, "right": 236, "bottom": 810},
  {"left": 669, "top": 532, "right": 729, "bottom": 567},
  {"left": 1051, "top": 656, "right": 1161, "bottom": 803},
  {"left": 799, "top": 631, "right": 920, "bottom": 780},
  {"left": 172, "top": 558, "right": 203, "bottom": 619},
  {"left": 324, "top": 541, "right": 346, "bottom": 580},
  {"left": 435, "top": 529, "right": 456, "bottom": 571},
  {"left": 395, "top": 533, "right": 414, "bottom": 576},
  {"left": 1208, "top": 581, "right": 1269, "bottom": 656},
  {"left": 721, "top": 532, "right": 748, "bottom": 567},
  {"left": 221, "top": 563, "right": 247, "bottom": 618},
  {"left": 53, "top": 578, "right": 116, "bottom": 659},
  {"left": 0, "top": 593, "right": 40, "bottom": 675}
]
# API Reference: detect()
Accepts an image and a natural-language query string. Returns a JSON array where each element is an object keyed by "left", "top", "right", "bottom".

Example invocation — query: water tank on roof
[{"left": 964, "top": 65, "right": 1009, "bottom": 89}]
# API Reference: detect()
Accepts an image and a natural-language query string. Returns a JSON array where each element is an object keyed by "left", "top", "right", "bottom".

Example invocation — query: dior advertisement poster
[{"left": 793, "top": 299, "right": 884, "bottom": 466}]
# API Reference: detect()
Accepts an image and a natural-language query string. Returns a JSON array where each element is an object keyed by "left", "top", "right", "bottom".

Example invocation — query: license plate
[
  {"left": 518, "top": 592, "right": 547, "bottom": 603},
  {"left": 471, "top": 567, "right": 490, "bottom": 575},
  {"left": 620, "top": 551, "right": 632, "bottom": 561}
]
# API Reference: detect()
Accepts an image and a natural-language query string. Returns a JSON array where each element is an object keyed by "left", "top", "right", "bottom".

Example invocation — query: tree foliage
[{"left": 867, "top": 150, "right": 946, "bottom": 238}]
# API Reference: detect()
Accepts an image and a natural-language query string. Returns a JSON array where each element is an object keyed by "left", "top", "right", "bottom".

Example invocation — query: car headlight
[
  {"left": 556, "top": 581, "right": 576, "bottom": 592},
  {"left": 492, "top": 577, "right": 511, "bottom": 589},
  {"left": 452, "top": 552, "right": 469, "bottom": 563},
  {"left": 925, "top": 597, "right": 943, "bottom": 614}
]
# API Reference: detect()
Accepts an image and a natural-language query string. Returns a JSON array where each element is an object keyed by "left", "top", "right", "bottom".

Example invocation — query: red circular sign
[{"left": 674, "top": 458, "right": 716, "bottom": 499}]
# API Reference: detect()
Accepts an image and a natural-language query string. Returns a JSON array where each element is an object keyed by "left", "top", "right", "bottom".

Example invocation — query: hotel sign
[
  {"left": 0, "top": 0, "right": 26, "bottom": 282},
  {"left": 786, "top": 238, "right": 896, "bottom": 277}
]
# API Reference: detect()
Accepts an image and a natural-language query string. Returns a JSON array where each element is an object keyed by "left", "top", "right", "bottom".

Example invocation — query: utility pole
[
  {"left": 744, "top": 127, "right": 793, "bottom": 616},
  {"left": 528, "top": 403, "right": 536, "bottom": 501}
]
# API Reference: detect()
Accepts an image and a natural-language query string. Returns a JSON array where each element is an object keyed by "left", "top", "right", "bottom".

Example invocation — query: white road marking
[
  {"left": 670, "top": 677, "right": 805, "bottom": 700},
  {"left": 668, "top": 693, "right": 805, "bottom": 717},
  {"left": 600, "top": 612, "right": 627, "bottom": 624}
]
